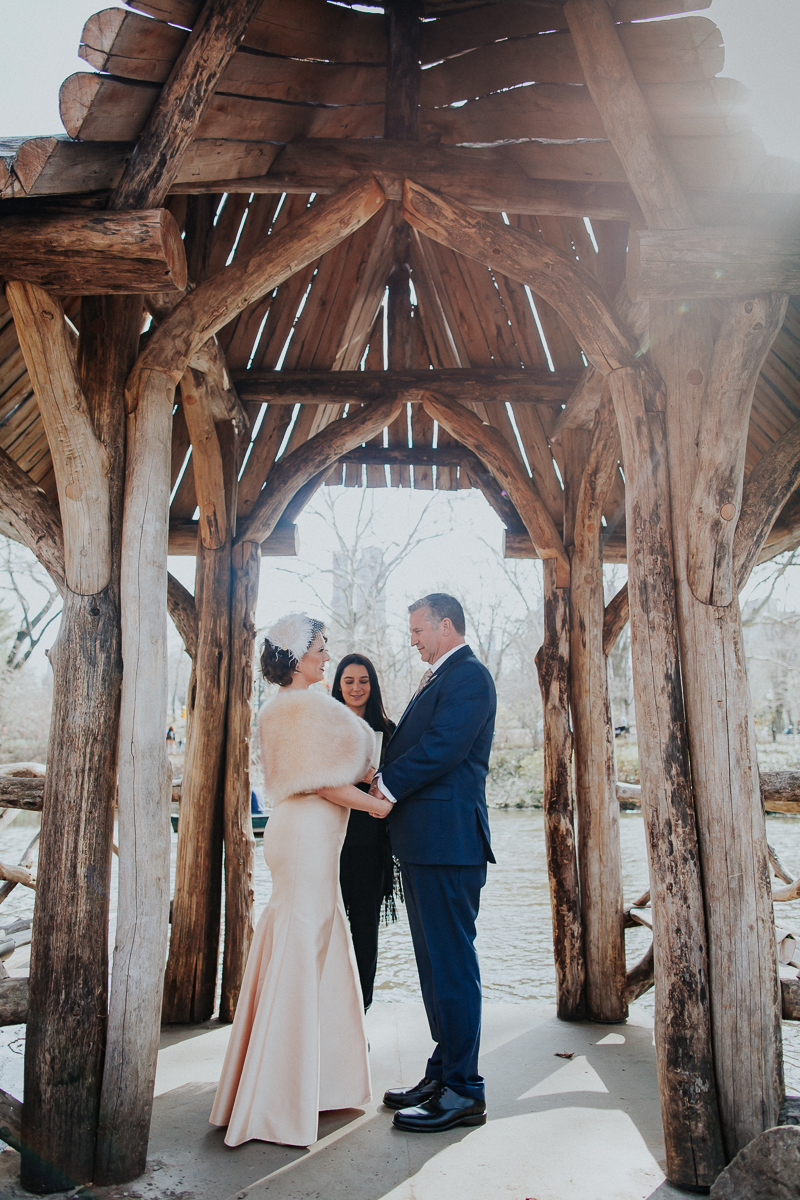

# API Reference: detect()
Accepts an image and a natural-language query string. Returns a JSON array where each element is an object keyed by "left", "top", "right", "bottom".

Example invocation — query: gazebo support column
[
  {"left": 95, "top": 368, "right": 174, "bottom": 1184},
  {"left": 7, "top": 287, "right": 139, "bottom": 1193},
  {"left": 565, "top": 399, "right": 626, "bottom": 1023},
  {"left": 220, "top": 540, "right": 260, "bottom": 1022},
  {"left": 536, "top": 561, "right": 584, "bottom": 1020},
  {"left": 652, "top": 296, "right": 786, "bottom": 1155},
  {"left": 163, "top": 424, "right": 236, "bottom": 1023},
  {"left": 607, "top": 364, "right": 725, "bottom": 1186}
]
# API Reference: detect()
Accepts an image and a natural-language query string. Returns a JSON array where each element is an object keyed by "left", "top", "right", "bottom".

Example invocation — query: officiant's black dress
[{"left": 339, "top": 716, "right": 397, "bottom": 1010}]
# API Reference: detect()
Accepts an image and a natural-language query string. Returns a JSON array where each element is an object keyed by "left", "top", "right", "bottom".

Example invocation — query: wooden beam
[
  {"left": 193, "top": 139, "right": 644, "bottom": 220},
  {"left": 504, "top": 528, "right": 627, "bottom": 563},
  {"left": 0, "top": 446, "right": 66, "bottom": 595},
  {"left": 236, "top": 397, "right": 404, "bottom": 546},
  {"left": 127, "top": 176, "right": 386, "bottom": 403},
  {"left": 422, "top": 390, "right": 570, "bottom": 585},
  {"left": 169, "top": 518, "right": 299, "bottom": 557},
  {"left": 402, "top": 179, "right": 638, "bottom": 375},
  {"left": 0, "top": 210, "right": 187, "bottom": 294},
  {"left": 603, "top": 582, "right": 630, "bottom": 656},
  {"left": 6, "top": 282, "right": 112, "bottom": 595},
  {"left": 628, "top": 227, "right": 800, "bottom": 300},
  {"left": 384, "top": 0, "right": 421, "bottom": 141},
  {"left": 564, "top": 0, "right": 692, "bottom": 231},
  {"left": 179, "top": 368, "right": 227, "bottom": 549},
  {"left": 535, "top": 560, "right": 585, "bottom": 1020},
  {"left": 233, "top": 367, "right": 580, "bottom": 406},
  {"left": 109, "top": 0, "right": 261, "bottom": 210},
  {"left": 687, "top": 293, "right": 789, "bottom": 606},
  {"left": 761, "top": 771, "right": 800, "bottom": 814},
  {"left": 734, "top": 421, "right": 800, "bottom": 591},
  {"left": 166, "top": 571, "right": 198, "bottom": 660},
  {"left": 340, "top": 447, "right": 479, "bottom": 468}
]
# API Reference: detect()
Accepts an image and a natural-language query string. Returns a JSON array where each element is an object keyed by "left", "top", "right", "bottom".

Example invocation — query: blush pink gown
[{"left": 210, "top": 689, "right": 373, "bottom": 1147}]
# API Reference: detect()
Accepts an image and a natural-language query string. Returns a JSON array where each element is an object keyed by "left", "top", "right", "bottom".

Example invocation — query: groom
[{"left": 371, "top": 593, "right": 496, "bottom": 1132}]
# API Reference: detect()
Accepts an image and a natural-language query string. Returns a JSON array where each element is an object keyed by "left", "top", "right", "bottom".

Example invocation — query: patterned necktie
[{"left": 411, "top": 668, "right": 433, "bottom": 702}]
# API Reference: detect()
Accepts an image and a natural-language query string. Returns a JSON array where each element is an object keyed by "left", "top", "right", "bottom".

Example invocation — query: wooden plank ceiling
[{"left": 1, "top": 0, "right": 799, "bottom": 562}]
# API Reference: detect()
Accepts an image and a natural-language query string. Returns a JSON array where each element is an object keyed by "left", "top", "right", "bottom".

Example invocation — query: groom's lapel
[{"left": 391, "top": 646, "right": 471, "bottom": 737}]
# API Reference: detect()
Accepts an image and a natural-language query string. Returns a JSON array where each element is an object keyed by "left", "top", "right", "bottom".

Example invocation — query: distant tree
[{"left": 0, "top": 538, "right": 62, "bottom": 670}]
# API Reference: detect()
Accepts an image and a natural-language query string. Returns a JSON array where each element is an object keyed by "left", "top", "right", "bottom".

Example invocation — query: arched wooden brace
[
  {"left": 0, "top": 446, "right": 66, "bottom": 596},
  {"left": 733, "top": 419, "right": 800, "bottom": 591},
  {"left": 686, "top": 293, "right": 789, "bottom": 607},
  {"left": 418, "top": 389, "right": 570, "bottom": 586},
  {"left": 402, "top": 177, "right": 723, "bottom": 1185},
  {"left": 603, "top": 583, "right": 629, "bottom": 657},
  {"left": 6, "top": 282, "right": 112, "bottom": 596}
]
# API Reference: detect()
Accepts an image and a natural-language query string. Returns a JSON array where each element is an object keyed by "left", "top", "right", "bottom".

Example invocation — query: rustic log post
[
  {"left": 651, "top": 298, "right": 784, "bottom": 1157},
  {"left": 607, "top": 363, "right": 725, "bottom": 1185},
  {"left": 535, "top": 560, "right": 585, "bottom": 1020},
  {"left": 219, "top": 540, "right": 260, "bottom": 1022},
  {"left": 566, "top": 395, "right": 626, "bottom": 1022},
  {"left": 162, "top": 424, "right": 236, "bottom": 1024},
  {"left": 9, "top": 289, "right": 139, "bottom": 1193},
  {"left": 179, "top": 367, "right": 228, "bottom": 549},
  {"left": 95, "top": 368, "right": 173, "bottom": 1184}
]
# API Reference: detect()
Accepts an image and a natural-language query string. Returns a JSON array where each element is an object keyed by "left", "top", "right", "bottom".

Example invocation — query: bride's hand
[
  {"left": 361, "top": 766, "right": 376, "bottom": 785},
  {"left": 369, "top": 795, "right": 392, "bottom": 819}
]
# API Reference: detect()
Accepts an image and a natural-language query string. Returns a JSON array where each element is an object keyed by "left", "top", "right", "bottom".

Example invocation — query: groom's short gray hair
[{"left": 409, "top": 592, "right": 466, "bottom": 635}]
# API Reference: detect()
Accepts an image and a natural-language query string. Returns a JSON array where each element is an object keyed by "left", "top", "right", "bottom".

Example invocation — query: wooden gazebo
[{"left": 1, "top": 0, "right": 800, "bottom": 1192}]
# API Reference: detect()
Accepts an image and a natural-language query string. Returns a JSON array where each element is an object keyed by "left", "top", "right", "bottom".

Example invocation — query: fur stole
[{"left": 258, "top": 687, "right": 375, "bottom": 804}]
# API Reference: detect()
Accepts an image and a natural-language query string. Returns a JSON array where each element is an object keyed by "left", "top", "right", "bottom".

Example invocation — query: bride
[{"left": 209, "top": 613, "right": 392, "bottom": 1147}]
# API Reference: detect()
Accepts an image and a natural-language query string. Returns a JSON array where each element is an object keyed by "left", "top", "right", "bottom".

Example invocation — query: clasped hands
[{"left": 361, "top": 767, "right": 390, "bottom": 818}]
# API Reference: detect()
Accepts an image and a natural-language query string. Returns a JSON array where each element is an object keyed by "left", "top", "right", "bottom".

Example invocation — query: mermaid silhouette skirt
[{"left": 209, "top": 794, "right": 371, "bottom": 1146}]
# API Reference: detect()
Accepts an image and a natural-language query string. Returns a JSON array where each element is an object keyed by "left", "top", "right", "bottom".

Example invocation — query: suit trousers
[{"left": 400, "top": 860, "right": 487, "bottom": 1102}]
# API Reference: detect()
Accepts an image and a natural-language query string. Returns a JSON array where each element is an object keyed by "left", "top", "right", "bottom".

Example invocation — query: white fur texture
[{"left": 258, "top": 688, "right": 375, "bottom": 803}]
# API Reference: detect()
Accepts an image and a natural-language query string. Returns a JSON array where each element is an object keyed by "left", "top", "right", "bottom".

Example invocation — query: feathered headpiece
[{"left": 265, "top": 612, "right": 317, "bottom": 663}]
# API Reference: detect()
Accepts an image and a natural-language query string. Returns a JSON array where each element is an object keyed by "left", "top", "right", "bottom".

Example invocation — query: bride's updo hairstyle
[{"left": 261, "top": 612, "right": 326, "bottom": 686}]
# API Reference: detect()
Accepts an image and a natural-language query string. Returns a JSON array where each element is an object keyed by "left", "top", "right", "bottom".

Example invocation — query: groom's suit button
[
  {"left": 391, "top": 1085, "right": 487, "bottom": 1132},
  {"left": 382, "top": 1077, "right": 442, "bottom": 1110}
]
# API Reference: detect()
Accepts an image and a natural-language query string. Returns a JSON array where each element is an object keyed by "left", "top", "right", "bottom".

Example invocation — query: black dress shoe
[
  {"left": 392, "top": 1085, "right": 487, "bottom": 1132},
  {"left": 382, "top": 1077, "right": 443, "bottom": 1110}
]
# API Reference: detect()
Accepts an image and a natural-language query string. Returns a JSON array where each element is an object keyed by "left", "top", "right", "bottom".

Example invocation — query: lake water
[{"left": 2, "top": 809, "right": 800, "bottom": 1099}]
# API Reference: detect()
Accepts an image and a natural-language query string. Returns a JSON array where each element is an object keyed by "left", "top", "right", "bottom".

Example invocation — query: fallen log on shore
[
  {"left": 762, "top": 771, "right": 800, "bottom": 814},
  {"left": 0, "top": 1085, "right": 22, "bottom": 1150},
  {"left": 0, "top": 977, "right": 28, "bottom": 1026}
]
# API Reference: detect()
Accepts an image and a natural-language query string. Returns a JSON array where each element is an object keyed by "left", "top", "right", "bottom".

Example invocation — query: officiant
[{"left": 332, "top": 653, "right": 400, "bottom": 1010}]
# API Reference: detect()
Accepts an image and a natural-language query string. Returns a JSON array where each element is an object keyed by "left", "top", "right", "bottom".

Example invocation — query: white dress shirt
[{"left": 376, "top": 643, "right": 470, "bottom": 804}]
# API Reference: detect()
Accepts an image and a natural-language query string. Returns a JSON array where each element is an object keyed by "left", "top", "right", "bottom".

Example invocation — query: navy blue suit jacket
[{"left": 383, "top": 646, "right": 496, "bottom": 866}]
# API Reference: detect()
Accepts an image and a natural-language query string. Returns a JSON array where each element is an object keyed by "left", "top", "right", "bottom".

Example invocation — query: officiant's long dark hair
[{"left": 331, "top": 653, "right": 395, "bottom": 741}]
